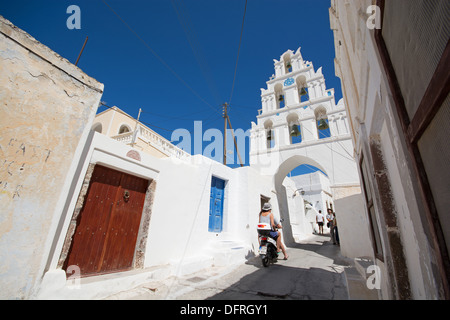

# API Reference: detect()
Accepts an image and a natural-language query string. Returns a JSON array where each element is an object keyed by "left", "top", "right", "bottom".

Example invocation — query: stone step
[{"left": 205, "top": 240, "right": 251, "bottom": 267}]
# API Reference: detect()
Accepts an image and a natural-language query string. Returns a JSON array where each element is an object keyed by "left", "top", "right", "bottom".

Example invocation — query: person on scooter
[{"left": 259, "top": 203, "right": 289, "bottom": 260}]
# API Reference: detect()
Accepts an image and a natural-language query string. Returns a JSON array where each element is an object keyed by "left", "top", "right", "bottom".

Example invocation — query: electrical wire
[
  {"left": 101, "top": 0, "right": 222, "bottom": 117},
  {"left": 140, "top": 108, "right": 216, "bottom": 122},
  {"left": 170, "top": 0, "right": 223, "bottom": 106},
  {"left": 299, "top": 122, "right": 355, "bottom": 162},
  {"left": 228, "top": 0, "right": 248, "bottom": 106}
]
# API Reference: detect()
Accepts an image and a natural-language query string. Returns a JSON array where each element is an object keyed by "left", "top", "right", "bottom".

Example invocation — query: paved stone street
[{"left": 105, "top": 234, "right": 377, "bottom": 300}]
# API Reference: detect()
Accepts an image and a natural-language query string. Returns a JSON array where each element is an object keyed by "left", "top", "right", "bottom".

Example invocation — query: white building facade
[
  {"left": 249, "top": 47, "right": 361, "bottom": 245},
  {"left": 330, "top": 0, "right": 450, "bottom": 299}
]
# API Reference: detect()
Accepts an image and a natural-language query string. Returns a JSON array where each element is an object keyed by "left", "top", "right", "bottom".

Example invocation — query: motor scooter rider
[{"left": 259, "top": 203, "right": 289, "bottom": 260}]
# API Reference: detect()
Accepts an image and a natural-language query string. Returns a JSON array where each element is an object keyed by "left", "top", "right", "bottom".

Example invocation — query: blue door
[{"left": 209, "top": 177, "right": 225, "bottom": 232}]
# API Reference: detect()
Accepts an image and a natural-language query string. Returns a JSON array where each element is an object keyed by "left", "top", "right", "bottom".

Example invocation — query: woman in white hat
[{"left": 259, "top": 203, "right": 288, "bottom": 260}]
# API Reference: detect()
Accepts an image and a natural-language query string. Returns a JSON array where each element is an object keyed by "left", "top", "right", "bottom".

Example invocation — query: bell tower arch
[{"left": 250, "top": 47, "right": 360, "bottom": 238}]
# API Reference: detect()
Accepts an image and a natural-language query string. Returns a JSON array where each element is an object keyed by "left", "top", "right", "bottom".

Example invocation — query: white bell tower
[{"left": 250, "top": 47, "right": 360, "bottom": 200}]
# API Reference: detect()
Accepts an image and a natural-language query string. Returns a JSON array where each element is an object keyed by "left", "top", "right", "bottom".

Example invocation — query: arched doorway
[{"left": 273, "top": 155, "right": 329, "bottom": 245}]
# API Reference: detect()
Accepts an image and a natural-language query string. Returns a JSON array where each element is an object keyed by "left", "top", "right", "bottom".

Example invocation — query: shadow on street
[{"left": 206, "top": 235, "right": 350, "bottom": 300}]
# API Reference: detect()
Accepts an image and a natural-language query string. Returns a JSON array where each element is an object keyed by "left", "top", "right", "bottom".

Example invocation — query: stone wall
[{"left": 0, "top": 16, "right": 104, "bottom": 299}]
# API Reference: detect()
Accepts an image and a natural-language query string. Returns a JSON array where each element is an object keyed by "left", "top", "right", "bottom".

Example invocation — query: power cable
[
  {"left": 300, "top": 122, "right": 355, "bottom": 162},
  {"left": 170, "top": 0, "right": 223, "bottom": 106},
  {"left": 140, "top": 108, "right": 216, "bottom": 122},
  {"left": 101, "top": 0, "right": 221, "bottom": 117},
  {"left": 228, "top": 0, "right": 248, "bottom": 106}
]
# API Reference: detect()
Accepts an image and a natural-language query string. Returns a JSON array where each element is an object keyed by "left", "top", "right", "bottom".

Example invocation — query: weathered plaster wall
[
  {"left": 0, "top": 16, "right": 104, "bottom": 299},
  {"left": 330, "top": 0, "right": 444, "bottom": 299}
]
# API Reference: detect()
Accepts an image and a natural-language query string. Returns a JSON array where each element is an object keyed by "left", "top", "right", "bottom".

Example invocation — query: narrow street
[{"left": 106, "top": 234, "right": 372, "bottom": 300}]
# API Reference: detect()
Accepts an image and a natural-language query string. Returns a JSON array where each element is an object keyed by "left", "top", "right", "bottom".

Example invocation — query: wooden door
[{"left": 64, "top": 165, "right": 148, "bottom": 277}]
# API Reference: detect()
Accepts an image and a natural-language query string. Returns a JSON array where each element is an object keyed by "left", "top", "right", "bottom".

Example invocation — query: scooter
[{"left": 257, "top": 220, "right": 283, "bottom": 267}]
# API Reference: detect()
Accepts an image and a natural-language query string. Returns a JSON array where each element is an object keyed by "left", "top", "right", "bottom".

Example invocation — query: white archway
[
  {"left": 250, "top": 47, "right": 360, "bottom": 244},
  {"left": 273, "top": 155, "right": 329, "bottom": 244},
  {"left": 274, "top": 154, "right": 328, "bottom": 190}
]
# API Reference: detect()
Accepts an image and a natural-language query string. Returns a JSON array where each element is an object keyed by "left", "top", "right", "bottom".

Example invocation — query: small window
[{"left": 118, "top": 124, "right": 131, "bottom": 134}]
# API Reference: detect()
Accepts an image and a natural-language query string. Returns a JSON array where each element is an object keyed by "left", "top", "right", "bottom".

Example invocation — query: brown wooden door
[{"left": 64, "top": 165, "right": 148, "bottom": 277}]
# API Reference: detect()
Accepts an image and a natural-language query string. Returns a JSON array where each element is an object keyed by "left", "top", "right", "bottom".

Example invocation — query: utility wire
[
  {"left": 301, "top": 123, "right": 355, "bottom": 162},
  {"left": 101, "top": 0, "right": 221, "bottom": 117},
  {"left": 228, "top": 0, "right": 248, "bottom": 106},
  {"left": 140, "top": 108, "right": 216, "bottom": 122},
  {"left": 224, "top": 0, "right": 248, "bottom": 167},
  {"left": 170, "top": 0, "right": 223, "bottom": 106}
]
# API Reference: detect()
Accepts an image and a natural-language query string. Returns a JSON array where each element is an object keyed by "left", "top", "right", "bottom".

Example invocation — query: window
[{"left": 118, "top": 124, "right": 131, "bottom": 134}]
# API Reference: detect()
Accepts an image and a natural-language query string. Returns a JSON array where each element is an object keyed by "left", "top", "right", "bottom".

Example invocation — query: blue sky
[{"left": 0, "top": 0, "right": 341, "bottom": 174}]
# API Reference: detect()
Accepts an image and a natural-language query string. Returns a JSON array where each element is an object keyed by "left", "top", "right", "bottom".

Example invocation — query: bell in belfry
[
  {"left": 300, "top": 87, "right": 308, "bottom": 96},
  {"left": 318, "top": 119, "right": 329, "bottom": 130},
  {"left": 290, "top": 124, "right": 301, "bottom": 137},
  {"left": 267, "top": 130, "right": 272, "bottom": 141}
]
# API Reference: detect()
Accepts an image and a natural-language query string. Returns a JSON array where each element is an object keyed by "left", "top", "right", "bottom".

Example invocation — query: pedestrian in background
[
  {"left": 316, "top": 210, "right": 325, "bottom": 235},
  {"left": 326, "top": 208, "right": 335, "bottom": 243},
  {"left": 333, "top": 212, "right": 340, "bottom": 245}
]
